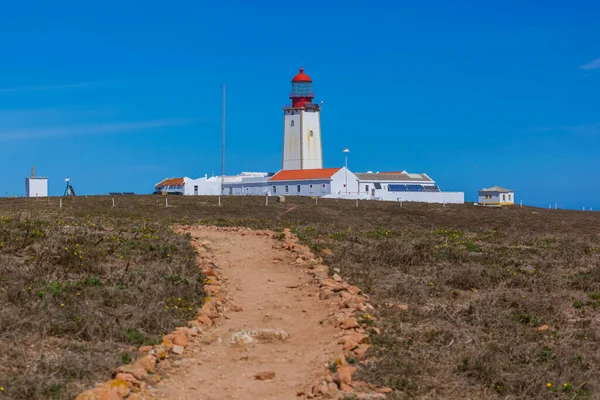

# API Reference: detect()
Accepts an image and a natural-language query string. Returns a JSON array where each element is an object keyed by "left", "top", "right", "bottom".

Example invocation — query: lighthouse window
[
  {"left": 310, "top": 130, "right": 314, "bottom": 137},
  {"left": 291, "top": 120, "right": 294, "bottom": 127}
]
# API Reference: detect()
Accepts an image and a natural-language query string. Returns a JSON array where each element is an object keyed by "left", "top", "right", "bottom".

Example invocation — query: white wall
[
  {"left": 301, "top": 110, "right": 323, "bottom": 169},
  {"left": 26, "top": 178, "right": 48, "bottom": 197},
  {"left": 478, "top": 192, "right": 514, "bottom": 205},
  {"left": 330, "top": 168, "right": 359, "bottom": 195},
  {"left": 322, "top": 191, "right": 464, "bottom": 203},
  {"left": 270, "top": 179, "right": 331, "bottom": 196},
  {"left": 357, "top": 180, "right": 436, "bottom": 195},
  {"left": 183, "top": 177, "right": 221, "bottom": 196},
  {"left": 282, "top": 109, "right": 323, "bottom": 170},
  {"left": 283, "top": 111, "right": 301, "bottom": 170},
  {"left": 372, "top": 191, "right": 464, "bottom": 204}
]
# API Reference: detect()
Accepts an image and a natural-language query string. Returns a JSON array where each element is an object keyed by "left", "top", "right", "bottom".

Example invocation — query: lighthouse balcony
[
  {"left": 283, "top": 103, "right": 320, "bottom": 110},
  {"left": 288, "top": 92, "right": 314, "bottom": 98}
]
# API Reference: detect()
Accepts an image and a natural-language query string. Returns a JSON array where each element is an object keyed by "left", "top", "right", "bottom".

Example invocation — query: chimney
[{"left": 31, "top": 165, "right": 35, "bottom": 177}]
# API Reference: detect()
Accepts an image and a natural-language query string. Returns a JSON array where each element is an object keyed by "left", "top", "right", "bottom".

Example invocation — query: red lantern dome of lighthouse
[
  {"left": 292, "top": 68, "right": 312, "bottom": 82},
  {"left": 289, "top": 68, "right": 315, "bottom": 108}
]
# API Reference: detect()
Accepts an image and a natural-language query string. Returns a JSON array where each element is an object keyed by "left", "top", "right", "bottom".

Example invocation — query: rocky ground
[{"left": 76, "top": 226, "right": 390, "bottom": 400}]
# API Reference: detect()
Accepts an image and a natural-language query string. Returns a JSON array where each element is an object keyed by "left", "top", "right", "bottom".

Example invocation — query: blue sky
[{"left": 0, "top": 1, "right": 599, "bottom": 209}]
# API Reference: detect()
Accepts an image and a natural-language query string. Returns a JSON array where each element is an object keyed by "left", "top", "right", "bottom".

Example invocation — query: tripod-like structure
[{"left": 64, "top": 177, "right": 76, "bottom": 197}]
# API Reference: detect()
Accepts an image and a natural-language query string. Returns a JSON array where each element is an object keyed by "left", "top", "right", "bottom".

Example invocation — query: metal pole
[
  {"left": 345, "top": 155, "right": 348, "bottom": 194},
  {"left": 221, "top": 84, "right": 226, "bottom": 197},
  {"left": 520, "top": 200, "right": 522, "bottom": 208},
  {"left": 59, "top": 198, "right": 62, "bottom": 208},
  {"left": 112, "top": 198, "right": 115, "bottom": 207},
  {"left": 356, "top": 199, "right": 358, "bottom": 208},
  {"left": 265, "top": 195, "right": 268, "bottom": 206},
  {"left": 218, "top": 196, "right": 221, "bottom": 207}
]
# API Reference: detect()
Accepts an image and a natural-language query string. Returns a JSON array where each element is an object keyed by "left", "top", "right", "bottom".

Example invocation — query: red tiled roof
[
  {"left": 269, "top": 168, "right": 341, "bottom": 182},
  {"left": 155, "top": 177, "right": 184, "bottom": 188}
]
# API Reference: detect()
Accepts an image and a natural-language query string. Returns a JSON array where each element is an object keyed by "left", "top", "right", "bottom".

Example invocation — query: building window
[
  {"left": 365, "top": 185, "right": 369, "bottom": 192},
  {"left": 321, "top": 184, "right": 326, "bottom": 193},
  {"left": 297, "top": 185, "right": 301, "bottom": 193},
  {"left": 291, "top": 120, "right": 294, "bottom": 127},
  {"left": 508, "top": 194, "right": 512, "bottom": 201},
  {"left": 310, "top": 130, "right": 314, "bottom": 137},
  {"left": 502, "top": 194, "right": 506, "bottom": 201},
  {"left": 273, "top": 186, "right": 276, "bottom": 194},
  {"left": 285, "top": 185, "right": 289, "bottom": 193},
  {"left": 309, "top": 184, "right": 313, "bottom": 193}
]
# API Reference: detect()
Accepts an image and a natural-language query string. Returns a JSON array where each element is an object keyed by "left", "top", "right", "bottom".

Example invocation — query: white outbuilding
[
  {"left": 478, "top": 186, "right": 515, "bottom": 206},
  {"left": 25, "top": 166, "right": 48, "bottom": 198},
  {"left": 268, "top": 167, "right": 357, "bottom": 196}
]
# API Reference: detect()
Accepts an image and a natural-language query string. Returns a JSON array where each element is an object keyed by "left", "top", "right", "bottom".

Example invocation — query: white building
[
  {"left": 25, "top": 166, "right": 48, "bottom": 198},
  {"left": 154, "top": 67, "right": 465, "bottom": 204},
  {"left": 478, "top": 186, "right": 514, "bottom": 206},
  {"left": 155, "top": 176, "right": 220, "bottom": 196},
  {"left": 268, "top": 167, "right": 356, "bottom": 196},
  {"left": 222, "top": 172, "right": 273, "bottom": 196},
  {"left": 320, "top": 171, "right": 464, "bottom": 204},
  {"left": 282, "top": 68, "right": 323, "bottom": 170}
]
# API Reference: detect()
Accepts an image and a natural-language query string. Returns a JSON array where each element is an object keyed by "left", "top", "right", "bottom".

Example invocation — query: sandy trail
[{"left": 151, "top": 227, "right": 342, "bottom": 400}]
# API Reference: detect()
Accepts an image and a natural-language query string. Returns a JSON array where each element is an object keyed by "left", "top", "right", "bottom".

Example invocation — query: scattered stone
[
  {"left": 334, "top": 366, "right": 355, "bottom": 386},
  {"left": 230, "top": 304, "right": 244, "bottom": 312},
  {"left": 172, "top": 332, "right": 189, "bottom": 347},
  {"left": 171, "top": 345, "right": 185, "bottom": 355},
  {"left": 115, "top": 364, "right": 148, "bottom": 381},
  {"left": 353, "top": 345, "right": 370, "bottom": 358},
  {"left": 376, "top": 387, "right": 393, "bottom": 393},
  {"left": 319, "top": 290, "right": 333, "bottom": 300},
  {"left": 146, "top": 374, "right": 161, "bottom": 384},
  {"left": 340, "top": 317, "right": 360, "bottom": 330},
  {"left": 332, "top": 273, "right": 343, "bottom": 282},
  {"left": 230, "top": 331, "right": 256, "bottom": 345},
  {"left": 254, "top": 371, "right": 276, "bottom": 380},
  {"left": 196, "top": 315, "right": 213, "bottom": 328},
  {"left": 135, "top": 355, "right": 157, "bottom": 373},
  {"left": 114, "top": 373, "right": 142, "bottom": 388},
  {"left": 536, "top": 324, "right": 550, "bottom": 331},
  {"left": 138, "top": 345, "right": 153, "bottom": 354}
]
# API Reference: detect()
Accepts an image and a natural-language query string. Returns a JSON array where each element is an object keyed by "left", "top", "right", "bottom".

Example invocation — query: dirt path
[{"left": 149, "top": 227, "right": 343, "bottom": 400}]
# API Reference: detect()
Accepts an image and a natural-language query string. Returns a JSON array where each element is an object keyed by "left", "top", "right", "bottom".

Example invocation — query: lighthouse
[{"left": 282, "top": 68, "right": 323, "bottom": 170}]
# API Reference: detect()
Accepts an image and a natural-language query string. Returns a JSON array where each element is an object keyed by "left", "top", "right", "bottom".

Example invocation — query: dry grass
[
  {"left": 1, "top": 195, "right": 599, "bottom": 399},
  {"left": 0, "top": 208, "right": 203, "bottom": 399}
]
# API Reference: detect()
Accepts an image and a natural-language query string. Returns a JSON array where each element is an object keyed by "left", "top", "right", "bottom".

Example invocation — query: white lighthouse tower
[{"left": 282, "top": 68, "right": 323, "bottom": 170}]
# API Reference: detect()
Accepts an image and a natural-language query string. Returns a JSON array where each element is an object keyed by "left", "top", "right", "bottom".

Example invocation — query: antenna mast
[{"left": 221, "top": 84, "right": 226, "bottom": 195}]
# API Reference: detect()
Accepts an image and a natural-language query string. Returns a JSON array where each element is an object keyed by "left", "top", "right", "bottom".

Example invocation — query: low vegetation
[
  {"left": 0, "top": 208, "right": 203, "bottom": 399},
  {"left": 1, "top": 195, "right": 599, "bottom": 399}
]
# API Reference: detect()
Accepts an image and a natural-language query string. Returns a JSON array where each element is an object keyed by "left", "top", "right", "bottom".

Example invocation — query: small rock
[
  {"left": 114, "top": 373, "right": 142, "bottom": 388},
  {"left": 332, "top": 273, "right": 343, "bottom": 282},
  {"left": 196, "top": 315, "right": 213, "bottom": 328},
  {"left": 172, "top": 332, "right": 189, "bottom": 347},
  {"left": 340, "top": 317, "right": 360, "bottom": 330},
  {"left": 536, "top": 324, "right": 550, "bottom": 331},
  {"left": 376, "top": 387, "right": 393, "bottom": 393},
  {"left": 171, "top": 345, "right": 184, "bottom": 355},
  {"left": 135, "top": 355, "right": 157, "bottom": 373},
  {"left": 255, "top": 371, "right": 276, "bottom": 380}
]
